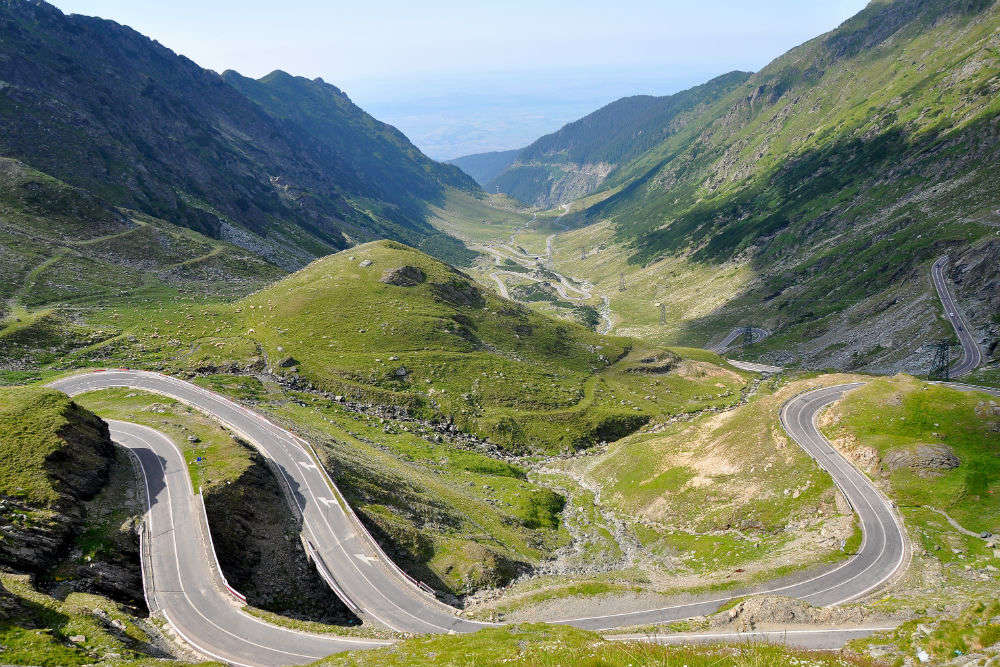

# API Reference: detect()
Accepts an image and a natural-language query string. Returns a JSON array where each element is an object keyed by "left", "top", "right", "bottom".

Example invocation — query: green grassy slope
[
  {"left": 536, "top": 0, "right": 1000, "bottom": 369},
  {"left": 0, "top": 385, "right": 109, "bottom": 506},
  {"left": 822, "top": 376, "right": 1000, "bottom": 562},
  {"left": 0, "top": 573, "right": 211, "bottom": 667},
  {"left": 309, "top": 622, "right": 876, "bottom": 667},
  {"left": 850, "top": 599, "right": 1000, "bottom": 664},
  {"left": 63, "top": 240, "right": 747, "bottom": 455},
  {"left": 0, "top": 157, "right": 285, "bottom": 374},
  {"left": 237, "top": 241, "right": 755, "bottom": 453},
  {"left": 0, "top": 0, "right": 479, "bottom": 262},
  {"left": 519, "top": 374, "right": 867, "bottom": 602}
]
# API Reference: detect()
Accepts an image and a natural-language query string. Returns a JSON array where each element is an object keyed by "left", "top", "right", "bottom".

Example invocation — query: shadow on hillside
[{"left": 607, "top": 115, "right": 999, "bottom": 364}]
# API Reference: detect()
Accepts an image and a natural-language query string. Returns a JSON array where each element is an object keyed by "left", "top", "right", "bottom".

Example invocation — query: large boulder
[
  {"left": 380, "top": 266, "right": 426, "bottom": 287},
  {"left": 884, "top": 443, "right": 960, "bottom": 477}
]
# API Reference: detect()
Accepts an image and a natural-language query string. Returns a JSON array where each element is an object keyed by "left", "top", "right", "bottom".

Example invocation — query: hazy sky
[{"left": 49, "top": 0, "right": 870, "bottom": 158}]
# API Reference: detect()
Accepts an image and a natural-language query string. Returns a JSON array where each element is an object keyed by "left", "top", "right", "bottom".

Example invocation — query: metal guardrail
[{"left": 293, "top": 431, "right": 444, "bottom": 602}]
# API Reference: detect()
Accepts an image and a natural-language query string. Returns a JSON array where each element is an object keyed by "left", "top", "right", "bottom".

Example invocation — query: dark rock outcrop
[
  {"left": 380, "top": 265, "right": 426, "bottom": 287},
  {"left": 204, "top": 449, "right": 356, "bottom": 624},
  {"left": 0, "top": 398, "right": 114, "bottom": 572},
  {"left": 884, "top": 443, "right": 960, "bottom": 477}
]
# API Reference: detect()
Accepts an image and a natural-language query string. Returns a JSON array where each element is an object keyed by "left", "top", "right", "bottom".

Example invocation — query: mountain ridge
[
  {"left": 0, "top": 0, "right": 478, "bottom": 269},
  {"left": 531, "top": 0, "right": 1000, "bottom": 373},
  {"left": 485, "top": 71, "right": 753, "bottom": 207}
]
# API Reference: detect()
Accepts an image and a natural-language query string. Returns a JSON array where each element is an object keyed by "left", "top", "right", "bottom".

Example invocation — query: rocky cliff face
[
  {"left": 0, "top": 393, "right": 114, "bottom": 572},
  {"left": 205, "top": 450, "right": 355, "bottom": 623},
  {"left": 952, "top": 238, "right": 1000, "bottom": 364}
]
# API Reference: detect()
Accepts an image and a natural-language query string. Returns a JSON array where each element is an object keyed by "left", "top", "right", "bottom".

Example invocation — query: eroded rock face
[
  {"left": 205, "top": 449, "right": 355, "bottom": 624},
  {"left": 380, "top": 265, "right": 426, "bottom": 287},
  {"left": 710, "top": 595, "right": 868, "bottom": 631},
  {"left": 430, "top": 280, "right": 485, "bottom": 308},
  {"left": 0, "top": 399, "right": 114, "bottom": 573},
  {"left": 884, "top": 443, "right": 960, "bottom": 477}
]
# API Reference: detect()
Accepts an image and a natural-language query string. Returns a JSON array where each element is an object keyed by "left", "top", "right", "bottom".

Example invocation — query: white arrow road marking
[
  {"left": 319, "top": 497, "right": 338, "bottom": 507},
  {"left": 354, "top": 553, "right": 378, "bottom": 565},
  {"left": 299, "top": 461, "right": 318, "bottom": 470}
]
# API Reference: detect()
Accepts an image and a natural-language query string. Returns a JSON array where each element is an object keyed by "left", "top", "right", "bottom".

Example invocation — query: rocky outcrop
[
  {"left": 430, "top": 279, "right": 485, "bottom": 309},
  {"left": 0, "top": 397, "right": 114, "bottom": 573},
  {"left": 381, "top": 265, "right": 426, "bottom": 287},
  {"left": 205, "top": 449, "right": 355, "bottom": 624},
  {"left": 884, "top": 443, "right": 960, "bottom": 477},
  {"left": 709, "top": 595, "right": 875, "bottom": 631}
]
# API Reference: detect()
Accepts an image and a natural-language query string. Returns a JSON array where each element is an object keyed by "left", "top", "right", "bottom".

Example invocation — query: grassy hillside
[
  {"left": 822, "top": 376, "right": 1000, "bottom": 563},
  {"left": 479, "top": 374, "right": 865, "bottom": 614},
  {"left": 849, "top": 599, "right": 1000, "bottom": 664},
  {"left": 63, "top": 241, "right": 748, "bottom": 455},
  {"left": 0, "top": 237, "right": 755, "bottom": 597},
  {"left": 0, "top": 0, "right": 477, "bottom": 266},
  {"left": 0, "top": 157, "right": 286, "bottom": 375},
  {"left": 0, "top": 385, "right": 109, "bottom": 506},
  {"left": 0, "top": 573, "right": 211, "bottom": 667},
  {"left": 310, "top": 622, "right": 875, "bottom": 666},
  {"left": 528, "top": 0, "right": 1000, "bottom": 371}
]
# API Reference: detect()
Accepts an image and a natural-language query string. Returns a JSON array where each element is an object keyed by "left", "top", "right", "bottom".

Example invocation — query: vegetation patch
[
  {"left": 310, "top": 621, "right": 877, "bottom": 666},
  {"left": 822, "top": 376, "right": 1000, "bottom": 546}
]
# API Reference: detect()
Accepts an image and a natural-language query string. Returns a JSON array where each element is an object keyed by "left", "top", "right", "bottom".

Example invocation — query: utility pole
[{"left": 580, "top": 249, "right": 586, "bottom": 261}]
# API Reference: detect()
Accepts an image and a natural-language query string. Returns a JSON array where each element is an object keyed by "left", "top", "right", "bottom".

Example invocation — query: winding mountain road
[
  {"left": 710, "top": 327, "right": 771, "bottom": 354},
  {"left": 46, "top": 372, "right": 913, "bottom": 664},
  {"left": 931, "top": 256, "right": 982, "bottom": 376},
  {"left": 109, "top": 420, "right": 390, "bottom": 667},
  {"left": 50, "top": 372, "right": 487, "bottom": 638},
  {"left": 552, "top": 383, "right": 908, "bottom": 631}
]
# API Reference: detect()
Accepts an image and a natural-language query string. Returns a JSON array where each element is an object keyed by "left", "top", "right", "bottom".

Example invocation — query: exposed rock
[
  {"left": 829, "top": 432, "right": 881, "bottom": 476},
  {"left": 430, "top": 280, "right": 485, "bottom": 308},
  {"left": 380, "top": 265, "right": 426, "bottom": 287},
  {"left": 277, "top": 356, "right": 299, "bottom": 369},
  {"left": 710, "top": 595, "right": 867, "bottom": 631},
  {"left": 205, "top": 448, "right": 356, "bottom": 624},
  {"left": 0, "top": 399, "right": 114, "bottom": 574},
  {"left": 884, "top": 443, "right": 960, "bottom": 477},
  {"left": 359, "top": 259, "right": 373, "bottom": 268}
]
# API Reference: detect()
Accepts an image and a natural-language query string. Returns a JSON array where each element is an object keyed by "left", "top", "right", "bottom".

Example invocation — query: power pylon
[
  {"left": 658, "top": 303, "right": 666, "bottom": 325},
  {"left": 618, "top": 273, "right": 626, "bottom": 292}
]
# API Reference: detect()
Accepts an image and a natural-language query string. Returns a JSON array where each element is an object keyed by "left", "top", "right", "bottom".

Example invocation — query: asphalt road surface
[
  {"left": 552, "top": 383, "right": 908, "bottom": 631},
  {"left": 710, "top": 327, "right": 771, "bottom": 353},
  {"left": 727, "top": 359, "right": 784, "bottom": 374},
  {"left": 931, "top": 256, "right": 982, "bottom": 376},
  {"left": 50, "top": 374, "right": 910, "bottom": 660},
  {"left": 107, "top": 420, "right": 390, "bottom": 667},
  {"left": 608, "top": 626, "right": 896, "bottom": 650},
  {"left": 50, "top": 371, "right": 487, "bottom": 637}
]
